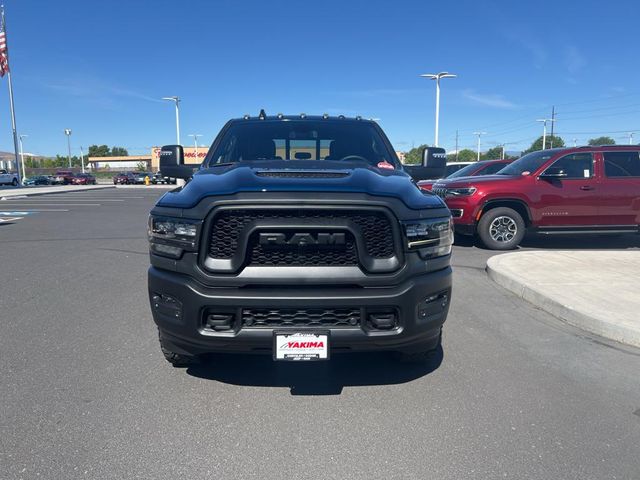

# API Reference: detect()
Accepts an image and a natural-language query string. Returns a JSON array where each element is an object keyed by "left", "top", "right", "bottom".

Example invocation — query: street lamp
[
  {"left": 64, "top": 129, "right": 72, "bottom": 168},
  {"left": 188, "top": 134, "right": 203, "bottom": 163},
  {"left": 536, "top": 118, "right": 555, "bottom": 150},
  {"left": 473, "top": 132, "right": 487, "bottom": 161},
  {"left": 18, "top": 134, "right": 27, "bottom": 180},
  {"left": 162, "top": 96, "right": 181, "bottom": 145},
  {"left": 420, "top": 72, "right": 456, "bottom": 147}
]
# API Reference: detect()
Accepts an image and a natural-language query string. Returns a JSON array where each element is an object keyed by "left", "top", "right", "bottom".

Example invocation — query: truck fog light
[
  {"left": 151, "top": 243, "right": 183, "bottom": 259},
  {"left": 367, "top": 311, "right": 398, "bottom": 330},
  {"left": 152, "top": 293, "right": 183, "bottom": 319}
]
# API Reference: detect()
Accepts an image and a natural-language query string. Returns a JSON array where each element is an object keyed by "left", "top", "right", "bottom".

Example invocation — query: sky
[{"left": 1, "top": 0, "right": 640, "bottom": 157}]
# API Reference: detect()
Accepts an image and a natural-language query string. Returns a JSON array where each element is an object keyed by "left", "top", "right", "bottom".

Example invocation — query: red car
[
  {"left": 431, "top": 146, "right": 640, "bottom": 249},
  {"left": 113, "top": 172, "right": 137, "bottom": 185},
  {"left": 71, "top": 173, "right": 96, "bottom": 185},
  {"left": 52, "top": 170, "right": 76, "bottom": 185},
  {"left": 418, "top": 159, "right": 513, "bottom": 191}
]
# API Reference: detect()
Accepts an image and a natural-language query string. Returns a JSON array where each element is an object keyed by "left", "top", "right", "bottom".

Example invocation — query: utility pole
[
  {"left": 473, "top": 132, "right": 487, "bottom": 161},
  {"left": 629, "top": 132, "right": 634, "bottom": 145},
  {"left": 536, "top": 119, "right": 554, "bottom": 150},
  {"left": 549, "top": 106, "right": 556, "bottom": 148},
  {"left": 64, "top": 129, "right": 72, "bottom": 167},
  {"left": 80, "top": 146, "right": 85, "bottom": 173},
  {"left": 419, "top": 72, "right": 457, "bottom": 147},
  {"left": 188, "top": 134, "right": 203, "bottom": 163},
  {"left": 18, "top": 134, "right": 27, "bottom": 180},
  {"left": 573, "top": 138, "right": 578, "bottom": 147},
  {"left": 162, "top": 96, "right": 181, "bottom": 144},
  {"left": 455, "top": 129, "right": 459, "bottom": 161}
]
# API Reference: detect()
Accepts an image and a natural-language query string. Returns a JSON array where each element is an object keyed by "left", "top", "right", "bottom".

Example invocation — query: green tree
[
  {"left": 588, "top": 136, "right": 615, "bottom": 145},
  {"left": 136, "top": 161, "right": 148, "bottom": 172},
  {"left": 88, "top": 145, "right": 111, "bottom": 157},
  {"left": 523, "top": 135, "right": 565, "bottom": 154},
  {"left": 111, "top": 146, "right": 129, "bottom": 156},
  {"left": 483, "top": 146, "right": 503, "bottom": 160},
  {"left": 402, "top": 144, "right": 428, "bottom": 165},
  {"left": 455, "top": 149, "right": 477, "bottom": 162}
]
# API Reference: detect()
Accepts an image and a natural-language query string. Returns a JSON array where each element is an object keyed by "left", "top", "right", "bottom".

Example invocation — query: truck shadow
[
  {"left": 186, "top": 347, "right": 443, "bottom": 395},
  {"left": 454, "top": 233, "right": 640, "bottom": 250}
]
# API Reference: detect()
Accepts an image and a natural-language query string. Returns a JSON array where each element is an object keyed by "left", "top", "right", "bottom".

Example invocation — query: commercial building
[{"left": 88, "top": 146, "right": 208, "bottom": 171}]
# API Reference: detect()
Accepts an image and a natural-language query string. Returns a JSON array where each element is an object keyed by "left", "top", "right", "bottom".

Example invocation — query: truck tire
[
  {"left": 158, "top": 330, "right": 199, "bottom": 367},
  {"left": 11, "top": 178, "right": 18, "bottom": 186},
  {"left": 398, "top": 329, "right": 442, "bottom": 363},
  {"left": 477, "top": 207, "right": 525, "bottom": 250}
]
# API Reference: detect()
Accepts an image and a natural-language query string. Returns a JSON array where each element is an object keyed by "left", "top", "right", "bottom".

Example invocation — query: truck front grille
[
  {"left": 432, "top": 187, "right": 447, "bottom": 198},
  {"left": 208, "top": 209, "right": 395, "bottom": 264},
  {"left": 241, "top": 307, "right": 361, "bottom": 327}
]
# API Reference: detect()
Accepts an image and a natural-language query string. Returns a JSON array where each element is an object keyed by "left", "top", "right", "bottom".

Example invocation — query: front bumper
[{"left": 148, "top": 266, "right": 452, "bottom": 356}]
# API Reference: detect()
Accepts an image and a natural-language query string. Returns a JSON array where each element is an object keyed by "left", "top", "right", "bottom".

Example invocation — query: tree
[
  {"left": 483, "top": 146, "right": 503, "bottom": 160},
  {"left": 88, "top": 145, "right": 110, "bottom": 157},
  {"left": 136, "top": 161, "right": 148, "bottom": 172},
  {"left": 523, "top": 135, "right": 565, "bottom": 154},
  {"left": 588, "top": 136, "right": 615, "bottom": 145},
  {"left": 456, "top": 149, "right": 477, "bottom": 162},
  {"left": 402, "top": 144, "right": 428, "bottom": 165},
  {"left": 111, "top": 146, "right": 129, "bottom": 156}
]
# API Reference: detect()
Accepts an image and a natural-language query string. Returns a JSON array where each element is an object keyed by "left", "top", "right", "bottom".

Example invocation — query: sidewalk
[
  {"left": 487, "top": 250, "right": 640, "bottom": 348},
  {"left": 0, "top": 185, "right": 115, "bottom": 199}
]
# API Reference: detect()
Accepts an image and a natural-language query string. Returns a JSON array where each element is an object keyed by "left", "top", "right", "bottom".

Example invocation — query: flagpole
[{"left": 1, "top": 5, "right": 21, "bottom": 184}]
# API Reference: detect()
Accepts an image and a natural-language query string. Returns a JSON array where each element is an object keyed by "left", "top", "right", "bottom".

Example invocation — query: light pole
[
  {"left": 420, "top": 72, "right": 457, "bottom": 147},
  {"left": 188, "top": 134, "right": 203, "bottom": 163},
  {"left": 18, "top": 134, "right": 27, "bottom": 180},
  {"left": 573, "top": 138, "right": 578, "bottom": 147},
  {"left": 64, "top": 129, "right": 72, "bottom": 167},
  {"left": 80, "top": 146, "right": 86, "bottom": 173},
  {"left": 628, "top": 132, "right": 634, "bottom": 145},
  {"left": 473, "top": 132, "right": 487, "bottom": 161},
  {"left": 162, "top": 96, "right": 181, "bottom": 144},
  {"left": 536, "top": 119, "right": 554, "bottom": 150}
]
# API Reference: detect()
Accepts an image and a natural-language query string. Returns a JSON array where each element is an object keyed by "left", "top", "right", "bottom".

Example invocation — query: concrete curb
[
  {"left": 487, "top": 253, "right": 640, "bottom": 348},
  {"left": 0, "top": 185, "right": 116, "bottom": 199}
]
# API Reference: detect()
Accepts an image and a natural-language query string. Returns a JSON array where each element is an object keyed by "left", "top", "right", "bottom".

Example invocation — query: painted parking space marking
[
  {"left": 0, "top": 211, "right": 36, "bottom": 215},
  {"left": 0, "top": 216, "right": 23, "bottom": 223}
]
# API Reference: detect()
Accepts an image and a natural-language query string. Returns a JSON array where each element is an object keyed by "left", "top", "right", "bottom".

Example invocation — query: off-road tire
[
  {"left": 158, "top": 330, "right": 199, "bottom": 367},
  {"left": 477, "top": 207, "right": 526, "bottom": 250},
  {"left": 398, "top": 329, "right": 442, "bottom": 363}
]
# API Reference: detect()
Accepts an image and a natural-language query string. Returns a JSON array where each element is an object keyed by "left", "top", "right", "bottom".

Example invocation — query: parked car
[
  {"left": 52, "top": 170, "right": 76, "bottom": 185},
  {"left": 0, "top": 169, "right": 20, "bottom": 186},
  {"left": 431, "top": 146, "right": 640, "bottom": 250},
  {"left": 151, "top": 172, "right": 176, "bottom": 185},
  {"left": 23, "top": 175, "right": 52, "bottom": 186},
  {"left": 134, "top": 172, "right": 153, "bottom": 184},
  {"left": 71, "top": 173, "right": 97, "bottom": 185},
  {"left": 113, "top": 172, "right": 137, "bottom": 184},
  {"left": 418, "top": 159, "right": 513, "bottom": 191},
  {"left": 148, "top": 113, "right": 453, "bottom": 367}
]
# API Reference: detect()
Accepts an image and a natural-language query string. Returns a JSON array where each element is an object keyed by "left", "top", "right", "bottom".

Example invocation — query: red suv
[{"left": 431, "top": 146, "right": 640, "bottom": 249}]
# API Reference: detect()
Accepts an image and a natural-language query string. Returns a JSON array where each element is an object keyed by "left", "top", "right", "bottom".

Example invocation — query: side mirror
[
  {"left": 159, "top": 145, "right": 194, "bottom": 180},
  {"left": 539, "top": 167, "right": 567, "bottom": 179},
  {"left": 421, "top": 147, "right": 447, "bottom": 167}
]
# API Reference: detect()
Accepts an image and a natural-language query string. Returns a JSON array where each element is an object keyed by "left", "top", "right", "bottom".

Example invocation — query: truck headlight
[
  {"left": 446, "top": 187, "right": 476, "bottom": 197},
  {"left": 148, "top": 216, "right": 200, "bottom": 258},
  {"left": 402, "top": 217, "right": 453, "bottom": 258}
]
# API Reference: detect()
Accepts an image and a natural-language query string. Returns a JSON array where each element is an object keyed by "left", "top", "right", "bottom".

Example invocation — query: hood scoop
[{"left": 255, "top": 170, "right": 350, "bottom": 179}]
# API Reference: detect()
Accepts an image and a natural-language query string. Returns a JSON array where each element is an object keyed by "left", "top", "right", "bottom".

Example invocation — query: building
[{"left": 88, "top": 146, "right": 209, "bottom": 171}]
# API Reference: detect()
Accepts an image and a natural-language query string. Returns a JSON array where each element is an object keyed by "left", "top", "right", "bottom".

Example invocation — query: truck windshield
[
  {"left": 497, "top": 150, "right": 554, "bottom": 175},
  {"left": 207, "top": 120, "right": 398, "bottom": 167}
]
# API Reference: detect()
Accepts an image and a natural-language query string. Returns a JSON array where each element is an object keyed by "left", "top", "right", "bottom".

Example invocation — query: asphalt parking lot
[{"left": 1, "top": 188, "right": 639, "bottom": 479}]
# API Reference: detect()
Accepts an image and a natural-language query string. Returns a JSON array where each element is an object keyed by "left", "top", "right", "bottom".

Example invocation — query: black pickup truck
[{"left": 148, "top": 113, "right": 453, "bottom": 366}]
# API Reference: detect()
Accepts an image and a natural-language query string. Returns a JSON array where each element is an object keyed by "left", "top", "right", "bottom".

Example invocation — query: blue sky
[{"left": 1, "top": 0, "right": 639, "bottom": 157}]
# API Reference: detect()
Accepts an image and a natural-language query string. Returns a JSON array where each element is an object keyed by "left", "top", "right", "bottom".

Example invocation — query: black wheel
[
  {"left": 398, "top": 329, "right": 442, "bottom": 363},
  {"left": 477, "top": 207, "right": 526, "bottom": 250},
  {"left": 11, "top": 178, "right": 18, "bottom": 186},
  {"left": 158, "top": 330, "right": 199, "bottom": 367}
]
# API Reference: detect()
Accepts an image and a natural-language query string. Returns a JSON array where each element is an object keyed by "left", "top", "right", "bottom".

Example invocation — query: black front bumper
[{"left": 148, "top": 266, "right": 452, "bottom": 357}]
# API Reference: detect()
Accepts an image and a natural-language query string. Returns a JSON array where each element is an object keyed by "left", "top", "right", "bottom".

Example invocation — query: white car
[{"left": 0, "top": 169, "right": 19, "bottom": 186}]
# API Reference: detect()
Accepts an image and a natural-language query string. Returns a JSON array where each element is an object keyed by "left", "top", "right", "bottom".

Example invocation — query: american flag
[{"left": 0, "top": 20, "right": 9, "bottom": 77}]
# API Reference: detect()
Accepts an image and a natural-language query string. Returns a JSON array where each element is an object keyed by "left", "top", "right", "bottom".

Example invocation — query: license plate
[{"left": 273, "top": 332, "right": 329, "bottom": 361}]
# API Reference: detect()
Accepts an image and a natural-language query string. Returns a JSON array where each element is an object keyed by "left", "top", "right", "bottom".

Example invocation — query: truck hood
[{"left": 156, "top": 160, "right": 446, "bottom": 210}]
